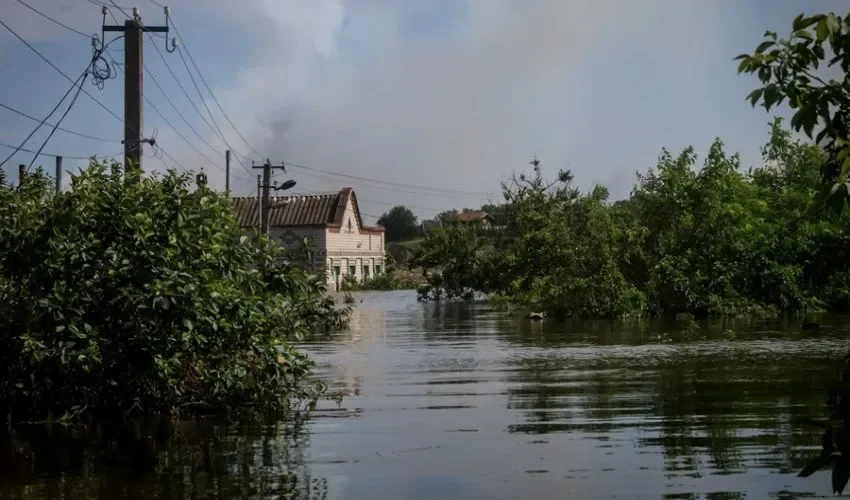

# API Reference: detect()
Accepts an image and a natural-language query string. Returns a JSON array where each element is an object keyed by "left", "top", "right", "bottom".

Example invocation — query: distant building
[
  {"left": 421, "top": 218, "right": 443, "bottom": 235},
  {"left": 445, "top": 211, "right": 494, "bottom": 230},
  {"left": 232, "top": 187, "right": 386, "bottom": 291}
]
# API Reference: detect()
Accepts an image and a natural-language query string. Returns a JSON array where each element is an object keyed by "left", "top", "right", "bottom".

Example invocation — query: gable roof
[
  {"left": 451, "top": 211, "right": 493, "bottom": 223},
  {"left": 232, "top": 187, "right": 384, "bottom": 233}
]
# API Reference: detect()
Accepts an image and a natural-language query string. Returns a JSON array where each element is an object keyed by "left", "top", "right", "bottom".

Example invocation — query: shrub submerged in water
[{"left": 0, "top": 162, "right": 348, "bottom": 421}]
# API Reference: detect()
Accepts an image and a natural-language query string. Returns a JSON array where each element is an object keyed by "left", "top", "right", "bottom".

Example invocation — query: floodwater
[{"left": 2, "top": 291, "right": 850, "bottom": 499}]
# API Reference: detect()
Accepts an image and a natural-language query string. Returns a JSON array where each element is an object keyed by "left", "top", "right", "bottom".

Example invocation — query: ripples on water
[{"left": 2, "top": 290, "right": 850, "bottom": 499}]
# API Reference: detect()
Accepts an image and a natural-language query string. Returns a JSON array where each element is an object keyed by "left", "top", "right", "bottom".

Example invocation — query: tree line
[{"left": 409, "top": 11, "right": 850, "bottom": 321}]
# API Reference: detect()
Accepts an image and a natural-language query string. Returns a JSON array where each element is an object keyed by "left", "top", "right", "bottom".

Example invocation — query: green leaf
[
  {"left": 796, "top": 29, "right": 815, "bottom": 40},
  {"left": 755, "top": 40, "right": 775, "bottom": 53},
  {"left": 794, "top": 14, "right": 826, "bottom": 31},
  {"left": 827, "top": 13, "right": 841, "bottom": 36},
  {"left": 817, "top": 19, "right": 830, "bottom": 41},
  {"left": 763, "top": 86, "right": 781, "bottom": 110},
  {"left": 746, "top": 88, "right": 764, "bottom": 107}
]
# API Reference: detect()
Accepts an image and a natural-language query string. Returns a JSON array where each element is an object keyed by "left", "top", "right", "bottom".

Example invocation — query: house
[
  {"left": 421, "top": 218, "right": 443, "bottom": 235},
  {"left": 232, "top": 187, "right": 386, "bottom": 291},
  {"left": 445, "top": 211, "right": 494, "bottom": 230}
]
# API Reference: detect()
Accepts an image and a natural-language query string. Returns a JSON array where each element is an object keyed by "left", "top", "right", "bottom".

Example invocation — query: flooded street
[{"left": 3, "top": 290, "right": 850, "bottom": 499}]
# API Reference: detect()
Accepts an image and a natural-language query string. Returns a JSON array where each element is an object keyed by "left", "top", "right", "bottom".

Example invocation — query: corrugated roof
[
  {"left": 232, "top": 192, "right": 339, "bottom": 227},
  {"left": 453, "top": 211, "right": 492, "bottom": 222},
  {"left": 231, "top": 187, "right": 384, "bottom": 233}
]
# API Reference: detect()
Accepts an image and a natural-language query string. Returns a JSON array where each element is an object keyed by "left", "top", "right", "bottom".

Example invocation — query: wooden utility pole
[
  {"left": 256, "top": 174, "right": 262, "bottom": 233},
  {"left": 103, "top": 8, "right": 169, "bottom": 172},
  {"left": 225, "top": 149, "right": 231, "bottom": 196},
  {"left": 18, "top": 164, "right": 24, "bottom": 186},
  {"left": 253, "top": 159, "right": 287, "bottom": 235},
  {"left": 124, "top": 16, "right": 142, "bottom": 171},
  {"left": 55, "top": 156, "right": 62, "bottom": 194}
]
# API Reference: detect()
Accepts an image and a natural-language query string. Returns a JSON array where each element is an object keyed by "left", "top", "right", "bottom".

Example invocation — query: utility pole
[
  {"left": 18, "top": 164, "right": 24, "bottom": 187},
  {"left": 225, "top": 149, "right": 231, "bottom": 196},
  {"left": 103, "top": 7, "right": 169, "bottom": 173},
  {"left": 55, "top": 156, "right": 62, "bottom": 194},
  {"left": 253, "top": 159, "right": 287, "bottom": 236},
  {"left": 256, "top": 174, "right": 262, "bottom": 233}
]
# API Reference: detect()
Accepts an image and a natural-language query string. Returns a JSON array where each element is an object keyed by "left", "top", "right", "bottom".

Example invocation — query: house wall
[
  {"left": 324, "top": 197, "right": 385, "bottom": 290},
  {"left": 267, "top": 226, "right": 328, "bottom": 270}
]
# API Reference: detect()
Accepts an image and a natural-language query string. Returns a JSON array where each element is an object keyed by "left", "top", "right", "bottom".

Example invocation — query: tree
[
  {"left": 0, "top": 162, "right": 348, "bottom": 421},
  {"left": 377, "top": 205, "right": 419, "bottom": 242},
  {"left": 736, "top": 11, "right": 850, "bottom": 213}
]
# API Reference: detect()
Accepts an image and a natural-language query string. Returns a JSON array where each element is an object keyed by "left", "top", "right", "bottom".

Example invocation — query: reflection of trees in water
[
  {"left": 500, "top": 317, "right": 835, "bottom": 483},
  {"left": 795, "top": 354, "right": 850, "bottom": 495},
  {"left": 0, "top": 416, "right": 328, "bottom": 499}
]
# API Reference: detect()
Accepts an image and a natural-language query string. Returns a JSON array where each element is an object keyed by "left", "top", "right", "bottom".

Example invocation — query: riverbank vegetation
[
  {"left": 412, "top": 11, "right": 850, "bottom": 321},
  {"left": 413, "top": 121, "right": 850, "bottom": 319},
  {"left": 341, "top": 259, "right": 422, "bottom": 291},
  {"left": 0, "top": 163, "right": 348, "bottom": 422}
]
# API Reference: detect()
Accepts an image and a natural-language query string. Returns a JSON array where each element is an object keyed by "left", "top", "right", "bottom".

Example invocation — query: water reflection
[
  {"left": 0, "top": 417, "right": 327, "bottom": 499},
  {"left": 3, "top": 291, "right": 850, "bottom": 498}
]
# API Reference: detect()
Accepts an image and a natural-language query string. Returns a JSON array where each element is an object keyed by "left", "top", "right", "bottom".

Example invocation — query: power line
[
  {"left": 159, "top": 6, "right": 265, "bottom": 160},
  {"left": 15, "top": 0, "right": 93, "bottom": 39},
  {"left": 285, "top": 162, "right": 493, "bottom": 200},
  {"left": 0, "top": 16, "right": 126, "bottom": 131},
  {"left": 145, "top": 59, "right": 223, "bottom": 157},
  {"left": 0, "top": 103, "right": 119, "bottom": 143},
  {"left": 96, "top": 25, "right": 223, "bottom": 177},
  {"left": 0, "top": 141, "right": 121, "bottom": 161},
  {"left": 101, "top": 7, "right": 250, "bottom": 181},
  {"left": 0, "top": 69, "right": 88, "bottom": 168},
  {"left": 1, "top": 8, "right": 191, "bottom": 177},
  {"left": 175, "top": 45, "right": 252, "bottom": 177},
  {"left": 28, "top": 71, "right": 90, "bottom": 171}
]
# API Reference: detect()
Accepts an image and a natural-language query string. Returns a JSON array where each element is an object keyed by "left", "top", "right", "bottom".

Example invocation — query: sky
[{"left": 0, "top": 0, "right": 848, "bottom": 223}]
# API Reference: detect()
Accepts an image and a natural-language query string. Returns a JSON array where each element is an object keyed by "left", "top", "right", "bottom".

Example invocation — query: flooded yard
[{"left": 2, "top": 290, "right": 849, "bottom": 499}]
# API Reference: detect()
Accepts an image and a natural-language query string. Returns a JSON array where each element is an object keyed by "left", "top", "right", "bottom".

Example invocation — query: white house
[{"left": 232, "top": 188, "right": 386, "bottom": 291}]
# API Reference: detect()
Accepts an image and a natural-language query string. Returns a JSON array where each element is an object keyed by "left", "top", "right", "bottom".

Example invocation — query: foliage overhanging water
[{"left": 2, "top": 290, "right": 849, "bottom": 499}]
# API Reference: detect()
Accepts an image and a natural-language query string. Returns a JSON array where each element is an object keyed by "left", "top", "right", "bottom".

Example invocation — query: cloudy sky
[{"left": 0, "top": 0, "right": 846, "bottom": 222}]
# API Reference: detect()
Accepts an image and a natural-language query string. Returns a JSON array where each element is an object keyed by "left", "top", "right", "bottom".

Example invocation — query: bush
[{"left": 0, "top": 163, "right": 348, "bottom": 422}]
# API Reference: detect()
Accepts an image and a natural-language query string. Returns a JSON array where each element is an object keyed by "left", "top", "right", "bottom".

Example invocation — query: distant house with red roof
[
  {"left": 232, "top": 187, "right": 385, "bottom": 291},
  {"left": 444, "top": 210, "right": 494, "bottom": 230}
]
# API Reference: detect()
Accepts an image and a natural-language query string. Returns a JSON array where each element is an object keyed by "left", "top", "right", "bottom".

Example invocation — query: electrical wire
[
  {"left": 0, "top": 16, "right": 126, "bottom": 130},
  {"left": 176, "top": 45, "right": 253, "bottom": 177},
  {"left": 1, "top": 8, "right": 190, "bottom": 176},
  {"left": 0, "top": 70, "right": 88, "bottom": 168},
  {"left": 101, "top": 7, "right": 250, "bottom": 180},
  {"left": 27, "top": 71, "right": 90, "bottom": 171},
  {"left": 145, "top": 60, "right": 223, "bottom": 158},
  {"left": 148, "top": 0, "right": 265, "bottom": 161},
  {"left": 103, "top": 48, "right": 250, "bottom": 181},
  {"left": 15, "top": 0, "right": 94, "bottom": 38},
  {"left": 0, "top": 141, "right": 121, "bottom": 161},
  {"left": 0, "top": 103, "right": 119, "bottom": 143},
  {"left": 285, "top": 162, "right": 493, "bottom": 200}
]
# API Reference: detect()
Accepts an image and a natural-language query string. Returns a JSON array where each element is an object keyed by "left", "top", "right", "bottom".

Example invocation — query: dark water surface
[{"left": 3, "top": 291, "right": 850, "bottom": 499}]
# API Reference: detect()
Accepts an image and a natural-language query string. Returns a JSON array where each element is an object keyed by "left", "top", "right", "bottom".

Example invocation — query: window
[
  {"left": 375, "top": 264, "right": 382, "bottom": 275},
  {"left": 349, "top": 265, "right": 356, "bottom": 277},
  {"left": 363, "top": 266, "right": 370, "bottom": 279},
  {"left": 348, "top": 219, "right": 353, "bottom": 233},
  {"left": 332, "top": 266, "right": 341, "bottom": 291}
]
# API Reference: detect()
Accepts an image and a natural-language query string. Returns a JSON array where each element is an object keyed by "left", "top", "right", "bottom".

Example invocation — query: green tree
[
  {"left": 412, "top": 131, "right": 850, "bottom": 318},
  {"left": 0, "top": 162, "right": 348, "bottom": 421},
  {"left": 377, "top": 205, "right": 420, "bottom": 242},
  {"left": 736, "top": 11, "right": 850, "bottom": 213}
]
